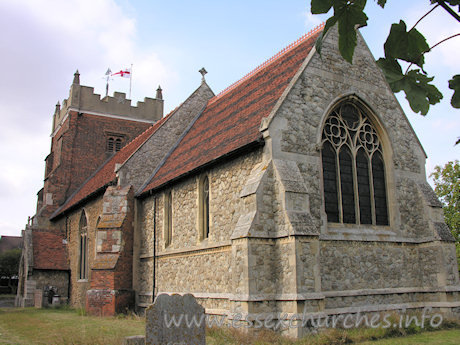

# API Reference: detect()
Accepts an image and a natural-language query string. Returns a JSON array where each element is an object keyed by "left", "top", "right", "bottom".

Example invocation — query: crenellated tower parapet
[{"left": 52, "top": 70, "right": 163, "bottom": 135}]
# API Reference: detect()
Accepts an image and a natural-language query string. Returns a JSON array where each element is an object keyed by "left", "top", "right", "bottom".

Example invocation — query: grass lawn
[
  {"left": 358, "top": 330, "right": 460, "bottom": 345},
  {"left": 0, "top": 307, "right": 459, "bottom": 345},
  {"left": 0, "top": 307, "right": 145, "bottom": 345}
]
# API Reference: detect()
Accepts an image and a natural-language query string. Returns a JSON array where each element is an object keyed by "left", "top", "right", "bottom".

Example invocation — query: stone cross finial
[
  {"left": 156, "top": 85, "right": 163, "bottom": 100},
  {"left": 199, "top": 67, "right": 207, "bottom": 82},
  {"left": 73, "top": 70, "right": 80, "bottom": 85}
]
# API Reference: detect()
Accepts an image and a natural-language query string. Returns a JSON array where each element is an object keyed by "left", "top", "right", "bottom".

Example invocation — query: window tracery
[{"left": 321, "top": 101, "right": 388, "bottom": 226}]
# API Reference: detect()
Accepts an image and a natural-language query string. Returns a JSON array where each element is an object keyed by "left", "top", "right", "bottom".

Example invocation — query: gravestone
[
  {"left": 123, "top": 293, "right": 206, "bottom": 345},
  {"left": 146, "top": 293, "right": 205, "bottom": 345}
]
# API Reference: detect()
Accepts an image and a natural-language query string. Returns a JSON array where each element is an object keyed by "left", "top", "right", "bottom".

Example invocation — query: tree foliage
[
  {"left": 0, "top": 248, "right": 21, "bottom": 294},
  {"left": 430, "top": 160, "right": 460, "bottom": 241},
  {"left": 311, "top": 0, "right": 460, "bottom": 129}
]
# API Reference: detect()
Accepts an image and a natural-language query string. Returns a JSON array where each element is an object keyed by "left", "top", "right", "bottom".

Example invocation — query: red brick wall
[
  {"left": 86, "top": 289, "right": 134, "bottom": 316},
  {"left": 85, "top": 187, "right": 136, "bottom": 316},
  {"left": 41, "top": 111, "right": 150, "bottom": 218}
]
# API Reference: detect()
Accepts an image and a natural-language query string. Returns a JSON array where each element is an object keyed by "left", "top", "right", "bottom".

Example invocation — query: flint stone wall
[{"left": 136, "top": 149, "right": 263, "bottom": 309}]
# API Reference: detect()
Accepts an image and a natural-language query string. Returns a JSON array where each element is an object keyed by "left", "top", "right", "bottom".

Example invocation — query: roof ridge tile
[{"left": 209, "top": 23, "right": 324, "bottom": 104}]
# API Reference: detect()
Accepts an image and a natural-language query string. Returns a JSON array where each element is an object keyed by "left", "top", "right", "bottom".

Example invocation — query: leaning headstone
[{"left": 145, "top": 293, "right": 205, "bottom": 345}]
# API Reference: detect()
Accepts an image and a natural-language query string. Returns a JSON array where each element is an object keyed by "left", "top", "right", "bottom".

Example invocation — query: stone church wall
[
  {"left": 256, "top": 26, "right": 459, "bottom": 334},
  {"left": 136, "top": 148, "right": 263, "bottom": 311}
]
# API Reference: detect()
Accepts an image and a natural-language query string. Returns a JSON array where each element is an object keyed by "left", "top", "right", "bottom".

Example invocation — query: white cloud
[{"left": 0, "top": 0, "right": 172, "bottom": 236}]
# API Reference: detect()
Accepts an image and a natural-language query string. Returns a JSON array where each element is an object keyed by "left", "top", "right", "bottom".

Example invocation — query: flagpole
[
  {"left": 129, "top": 64, "right": 133, "bottom": 99},
  {"left": 105, "top": 68, "right": 112, "bottom": 98}
]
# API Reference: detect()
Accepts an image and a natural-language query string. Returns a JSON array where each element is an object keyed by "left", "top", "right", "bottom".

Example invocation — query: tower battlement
[{"left": 52, "top": 71, "right": 163, "bottom": 135}]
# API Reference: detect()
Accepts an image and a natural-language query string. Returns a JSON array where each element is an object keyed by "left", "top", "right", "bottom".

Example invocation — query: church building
[{"left": 17, "top": 24, "right": 459, "bottom": 336}]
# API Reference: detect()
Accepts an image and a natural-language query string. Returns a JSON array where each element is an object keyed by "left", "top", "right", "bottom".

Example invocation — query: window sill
[
  {"left": 77, "top": 279, "right": 88, "bottom": 283},
  {"left": 326, "top": 223, "right": 394, "bottom": 235}
]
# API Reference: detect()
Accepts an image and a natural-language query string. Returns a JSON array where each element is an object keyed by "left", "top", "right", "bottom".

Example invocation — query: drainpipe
[{"left": 152, "top": 197, "right": 156, "bottom": 303}]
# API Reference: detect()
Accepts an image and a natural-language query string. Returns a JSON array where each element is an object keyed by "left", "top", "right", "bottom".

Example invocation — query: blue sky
[{"left": 0, "top": 0, "right": 458, "bottom": 236}]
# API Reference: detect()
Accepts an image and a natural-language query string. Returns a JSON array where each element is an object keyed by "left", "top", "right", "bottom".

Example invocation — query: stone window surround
[
  {"left": 164, "top": 190, "right": 173, "bottom": 248},
  {"left": 317, "top": 95, "right": 398, "bottom": 239},
  {"left": 105, "top": 132, "right": 126, "bottom": 153},
  {"left": 197, "top": 174, "right": 211, "bottom": 242},
  {"left": 78, "top": 210, "right": 89, "bottom": 280}
]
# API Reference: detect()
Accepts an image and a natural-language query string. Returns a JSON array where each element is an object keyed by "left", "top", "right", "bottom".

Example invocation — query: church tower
[{"left": 37, "top": 71, "right": 163, "bottom": 221}]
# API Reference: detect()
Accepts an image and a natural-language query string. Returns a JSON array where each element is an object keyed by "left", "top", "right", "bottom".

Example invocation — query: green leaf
[
  {"left": 448, "top": 75, "right": 460, "bottom": 108},
  {"left": 376, "top": 58, "right": 404, "bottom": 85},
  {"left": 377, "top": 0, "right": 387, "bottom": 8},
  {"left": 384, "top": 20, "right": 429, "bottom": 67},
  {"left": 334, "top": 0, "right": 369, "bottom": 63},
  {"left": 311, "top": 0, "right": 333, "bottom": 14},
  {"left": 391, "top": 70, "right": 443, "bottom": 115}
]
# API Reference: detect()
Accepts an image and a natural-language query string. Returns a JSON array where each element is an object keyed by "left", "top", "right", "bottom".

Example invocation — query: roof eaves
[
  {"left": 49, "top": 153, "right": 116, "bottom": 220},
  {"left": 135, "top": 102, "right": 209, "bottom": 197},
  {"left": 50, "top": 182, "right": 112, "bottom": 221},
  {"left": 137, "top": 137, "right": 264, "bottom": 199}
]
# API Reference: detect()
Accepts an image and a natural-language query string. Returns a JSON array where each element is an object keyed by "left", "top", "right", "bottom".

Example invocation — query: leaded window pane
[
  {"left": 372, "top": 152, "right": 389, "bottom": 226},
  {"left": 357, "top": 149, "right": 372, "bottom": 224},
  {"left": 339, "top": 146, "right": 355, "bottom": 224},
  {"left": 322, "top": 142, "right": 339, "bottom": 222}
]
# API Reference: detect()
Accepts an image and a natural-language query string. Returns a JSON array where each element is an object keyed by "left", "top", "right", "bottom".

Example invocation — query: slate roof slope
[
  {"left": 50, "top": 113, "right": 172, "bottom": 219},
  {"left": 32, "top": 230, "right": 68, "bottom": 270},
  {"left": 141, "top": 25, "right": 323, "bottom": 194}
]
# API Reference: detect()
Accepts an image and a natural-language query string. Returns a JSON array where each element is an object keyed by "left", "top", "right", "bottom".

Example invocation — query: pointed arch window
[
  {"left": 321, "top": 101, "right": 389, "bottom": 226},
  {"left": 164, "top": 191, "right": 173, "bottom": 247},
  {"left": 199, "top": 176, "right": 210, "bottom": 240},
  {"left": 78, "top": 211, "right": 88, "bottom": 280}
]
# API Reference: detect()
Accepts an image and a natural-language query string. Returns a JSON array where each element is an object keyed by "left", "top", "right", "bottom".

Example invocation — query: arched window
[
  {"left": 321, "top": 101, "right": 388, "bottom": 226},
  {"left": 199, "top": 176, "right": 210, "bottom": 240},
  {"left": 164, "top": 191, "right": 173, "bottom": 247},
  {"left": 107, "top": 137, "right": 114, "bottom": 152},
  {"left": 115, "top": 138, "right": 122, "bottom": 152},
  {"left": 106, "top": 135, "right": 124, "bottom": 153},
  {"left": 78, "top": 211, "right": 88, "bottom": 280}
]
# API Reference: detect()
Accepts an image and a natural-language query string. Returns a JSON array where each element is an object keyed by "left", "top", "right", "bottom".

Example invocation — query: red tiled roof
[
  {"left": 32, "top": 230, "right": 69, "bottom": 270},
  {"left": 51, "top": 113, "right": 172, "bottom": 218},
  {"left": 141, "top": 25, "right": 323, "bottom": 194}
]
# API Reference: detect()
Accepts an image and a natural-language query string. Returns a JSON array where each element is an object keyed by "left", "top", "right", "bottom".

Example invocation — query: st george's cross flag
[{"left": 112, "top": 68, "right": 131, "bottom": 78}]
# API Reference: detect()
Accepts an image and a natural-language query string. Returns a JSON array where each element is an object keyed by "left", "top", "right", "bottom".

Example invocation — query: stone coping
[
  {"left": 140, "top": 241, "right": 232, "bottom": 260},
  {"left": 145, "top": 286, "right": 460, "bottom": 303},
  {"left": 225, "top": 301, "right": 460, "bottom": 320}
]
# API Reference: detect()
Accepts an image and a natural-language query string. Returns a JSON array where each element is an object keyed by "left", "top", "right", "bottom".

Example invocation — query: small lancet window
[
  {"left": 321, "top": 101, "right": 389, "bottom": 226},
  {"left": 164, "top": 191, "right": 173, "bottom": 247},
  {"left": 199, "top": 176, "right": 210, "bottom": 240},
  {"left": 78, "top": 211, "right": 88, "bottom": 280},
  {"left": 107, "top": 137, "right": 114, "bottom": 152},
  {"left": 107, "top": 136, "right": 124, "bottom": 153},
  {"left": 115, "top": 138, "right": 122, "bottom": 152}
]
